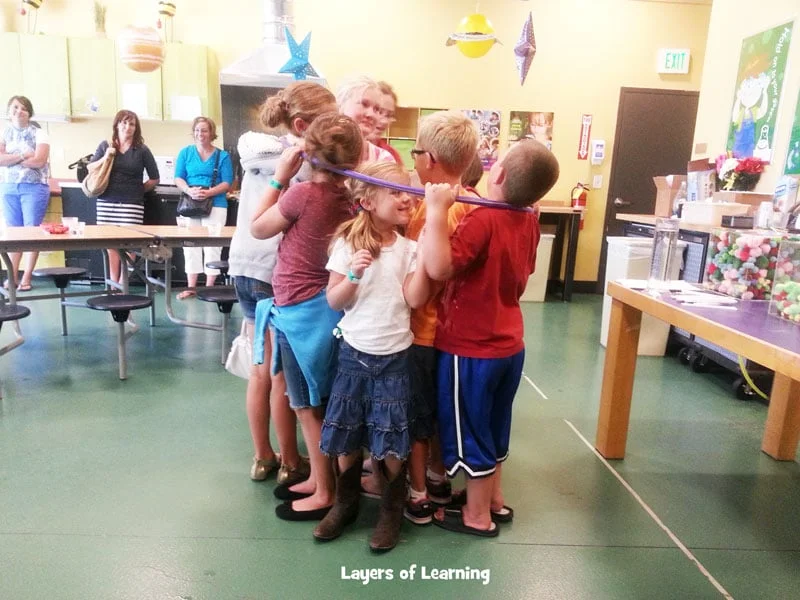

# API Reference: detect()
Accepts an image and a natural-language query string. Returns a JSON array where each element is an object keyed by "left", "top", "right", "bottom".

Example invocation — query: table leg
[
  {"left": 595, "top": 298, "right": 642, "bottom": 459},
  {"left": 563, "top": 213, "right": 580, "bottom": 302},
  {"left": 761, "top": 373, "right": 800, "bottom": 460}
]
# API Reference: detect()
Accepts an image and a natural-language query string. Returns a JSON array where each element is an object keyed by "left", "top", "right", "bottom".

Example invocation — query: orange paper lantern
[{"left": 118, "top": 26, "right": 165, "bottom": 73}]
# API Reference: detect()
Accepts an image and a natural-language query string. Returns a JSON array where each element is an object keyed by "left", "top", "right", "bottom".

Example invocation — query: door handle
[{"left": 613, "top": 197, "right": 630, "bottom": 207}]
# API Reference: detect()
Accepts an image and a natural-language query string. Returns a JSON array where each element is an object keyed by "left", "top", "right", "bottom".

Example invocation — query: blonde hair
[
  {"left": 333, "top": 161, "right": 410, "bottom": 259},
  {"left": 416, "top": 111, "right": 478, "bottom": 176},
  {"left": 259, "top": 82, "right": 336, "bottom": 135},
  {"left": 377, "top": 81, "right": 398, "bottom": 106},
  {"left": 335, "top": 75, "right": 379, "bottom": 108},
  {"left": 501, "top": 140, "right": 560, "bottom": 208}
]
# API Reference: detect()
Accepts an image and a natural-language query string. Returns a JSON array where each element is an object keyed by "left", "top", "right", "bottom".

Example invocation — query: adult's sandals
[{"left": 177, "top": 289, "right": 196, "bottom": 300}]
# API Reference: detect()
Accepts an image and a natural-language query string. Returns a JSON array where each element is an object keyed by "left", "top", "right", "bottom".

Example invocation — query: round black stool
[
  {"left": 32, "top": 267, "right": 88, "bottom": 336},
  {"left": 0, "top": 303, "right": 31, "bottom": 398},
  {"left": 205, "top": 260, "right": 230, "bottom": 285},
  {"left": 86, "top": 294, "right": 153, "bottom": 380},
  {"left": 196, "top": 286, "right": 238, "bottom": 364}
]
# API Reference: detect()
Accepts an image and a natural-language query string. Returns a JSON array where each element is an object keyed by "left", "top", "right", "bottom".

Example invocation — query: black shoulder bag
[{"left": 177, "top": 149, "right": 220, "bottom": 218}]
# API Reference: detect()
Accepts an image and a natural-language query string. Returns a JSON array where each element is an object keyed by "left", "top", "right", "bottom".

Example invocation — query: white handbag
[{"left": 225, "top": 321, "right": 252, "bottom": 380}]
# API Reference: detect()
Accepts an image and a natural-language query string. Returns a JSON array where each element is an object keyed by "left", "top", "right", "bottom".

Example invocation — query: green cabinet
[
  {"left": 68, "top": 37, "right": 117, "bottom": 118},
  {"left": 0, "top": 33, "right": 23, "bottom": 112},
  {"left": 161, "top": 43, "right": 211, "bottom": 122},
  {"left": 0, "top": 33, "right": 71, "bottom": 118},
  {"left": 115, "top": 46, "right": 163, "bottom": 121}
]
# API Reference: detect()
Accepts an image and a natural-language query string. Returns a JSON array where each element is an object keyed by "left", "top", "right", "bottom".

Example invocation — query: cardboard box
[
  {"left": 712, "top": 190, "right": 773, "bottom": 216},
  {"left": 653, "top": 175, "right": 686, "bottom": 217},
  {"left": 686, "top": 158, "right": 716, "bottom": 203}
]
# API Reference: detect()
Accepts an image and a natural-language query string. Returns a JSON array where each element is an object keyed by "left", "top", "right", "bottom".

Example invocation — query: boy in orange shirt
[{"left": 402, "top": 111, "right": 479, "bottom": 524}]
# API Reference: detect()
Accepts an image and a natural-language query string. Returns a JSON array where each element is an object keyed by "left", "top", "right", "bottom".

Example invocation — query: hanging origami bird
[
  {"left": 515, "top": 12, "right": 536, "bottom": 85},
  {"left": 446, "top": 13, "right": 500, "bottom": 59},
  {"left": 279, "top": 27, "right": 319, "bottom": 80}
]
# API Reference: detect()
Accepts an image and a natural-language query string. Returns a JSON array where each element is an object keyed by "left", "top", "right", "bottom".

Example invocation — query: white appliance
[{"left": 154, "top": 156, "right": 176, "bottom": 185}]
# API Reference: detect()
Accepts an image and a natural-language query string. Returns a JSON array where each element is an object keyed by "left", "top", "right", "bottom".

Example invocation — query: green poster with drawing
[
  {"left": 727, "top": 21, "right": 794, "bottom": 163},
  {"left": 785, "top": 88, "right": 800, "bottom": 174}
]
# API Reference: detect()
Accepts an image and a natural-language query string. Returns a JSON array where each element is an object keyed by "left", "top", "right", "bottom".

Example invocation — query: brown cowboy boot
[
  {"left": 313, "top": 462, "right": 361, "bottom": 541},
  {"left": 369, "top": 463, "right": 407, "bottom": 552}
]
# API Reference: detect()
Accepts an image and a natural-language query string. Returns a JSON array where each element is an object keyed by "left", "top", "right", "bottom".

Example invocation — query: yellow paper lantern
[
  {"left": 118, "top": 26, "right": 165, "bottom": 73},
  {"left": 158, "top": 1, "right": 177, "bottom": 18},
  {"left": 446, "top": 13, "right": 499, "bottom": 59}
]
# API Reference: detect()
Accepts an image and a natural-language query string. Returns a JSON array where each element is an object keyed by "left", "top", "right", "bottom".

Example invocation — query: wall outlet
[{"left": 592, "top": 174, "right": 603, "bottom": 189}]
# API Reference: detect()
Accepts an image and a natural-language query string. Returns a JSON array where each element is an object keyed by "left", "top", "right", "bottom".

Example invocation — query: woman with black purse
[{"left": 174, "top": 116, "right": 233, "bottom": 299}]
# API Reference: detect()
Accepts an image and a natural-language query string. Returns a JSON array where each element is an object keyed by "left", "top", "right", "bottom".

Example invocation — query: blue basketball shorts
[{"left": 436, "top": 349, "right": 525, "bottom": 478}]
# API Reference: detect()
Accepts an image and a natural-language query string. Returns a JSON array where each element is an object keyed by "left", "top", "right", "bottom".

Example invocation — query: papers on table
[{"left": 615, "top": 279, "right": 698, "bottom": 292}]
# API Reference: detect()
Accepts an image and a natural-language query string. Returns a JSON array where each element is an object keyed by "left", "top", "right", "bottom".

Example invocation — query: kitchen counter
[{"left": 616, "top": 213, "right": 717, "bottom": 233}]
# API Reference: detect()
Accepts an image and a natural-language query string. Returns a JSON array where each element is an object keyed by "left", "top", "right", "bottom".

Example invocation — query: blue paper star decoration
[{"left": 279, "top": 27, "right": 318, "bottom": 80}]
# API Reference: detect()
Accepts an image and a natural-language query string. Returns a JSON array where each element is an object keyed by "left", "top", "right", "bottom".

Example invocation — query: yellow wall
[
  {"left": 0, "top": 0, "right": 712, "bottom": 282},
  {"left": 692, "top": 0, "right": 800, "bottom": 195}
]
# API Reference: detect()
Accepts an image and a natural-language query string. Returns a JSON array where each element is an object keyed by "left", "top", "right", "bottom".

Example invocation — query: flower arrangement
[
  {"left": 715, "top": 154, "right": 766, "bottom": 191},
  {"left": 704, "top": 230, "right": 783, "bottom": 300}
]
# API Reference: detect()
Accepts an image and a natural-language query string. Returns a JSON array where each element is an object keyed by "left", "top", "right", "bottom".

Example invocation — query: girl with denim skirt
[
  {"left": 250, "top": 113, "right": 363, "bottom": 522},
  {"left": 313, "top": 161, "right": 430, "bottom": 552}
]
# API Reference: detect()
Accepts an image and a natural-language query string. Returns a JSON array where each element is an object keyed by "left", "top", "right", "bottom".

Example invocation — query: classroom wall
[
  {"left": 0, "top": 0, "right": 712, "bottom": 283},
  {"left": 692, "top": 0, "right": 800, "bottom": 194}
]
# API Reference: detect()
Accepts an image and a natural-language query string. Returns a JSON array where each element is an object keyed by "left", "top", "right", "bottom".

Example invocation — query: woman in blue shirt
[{"left": 174, "top": 116, "right": 233, "bottom": 299}]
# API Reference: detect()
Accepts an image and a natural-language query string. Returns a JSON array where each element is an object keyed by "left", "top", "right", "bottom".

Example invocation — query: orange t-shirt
[{"left": 406, "top": 199, "right": 473, "bottom": 346}]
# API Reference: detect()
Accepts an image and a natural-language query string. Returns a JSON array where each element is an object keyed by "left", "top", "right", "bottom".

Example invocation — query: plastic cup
[
  {"left": 176, "top": 216, "right": 191, "bottom": 228},
  {"left": 207, "top": 223, "right": 222, "bottom": 236},
  {"left": 74, "top": 221, "right": 86, "bottom": 236}
]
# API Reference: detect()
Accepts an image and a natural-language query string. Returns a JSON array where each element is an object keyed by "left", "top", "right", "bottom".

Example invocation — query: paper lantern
[
  {"left": 445, "top": 13, "right": 499, "bottom": 59},
  {"left": 118, "top": 26, "right": 165, "bottom": 73},
  {"left": 158, "top": 1, "right": 176, "bottom": 17}
]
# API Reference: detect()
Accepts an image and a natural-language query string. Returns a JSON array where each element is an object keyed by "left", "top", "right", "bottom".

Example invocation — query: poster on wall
[
  {"left": 785, "top": 87, "right": 800, "bottom": 174},
  {"left": 463, "top": 109, "right": 501, "bottom": 170},
  {"left": 508, "top": 111, "right": 554, "bottom": 150},
  {"left": 726, "top": 21, "right": 794, "bottom": 162}
]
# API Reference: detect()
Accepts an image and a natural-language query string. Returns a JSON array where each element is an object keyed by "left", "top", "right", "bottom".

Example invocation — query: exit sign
[{"left": 657, "top": 48, "right": 690, "bottom": 74}]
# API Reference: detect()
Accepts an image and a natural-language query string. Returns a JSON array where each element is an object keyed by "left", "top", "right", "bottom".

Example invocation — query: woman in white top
[{"left": 0, "top": 95, "right": 51, "bottom": 291}]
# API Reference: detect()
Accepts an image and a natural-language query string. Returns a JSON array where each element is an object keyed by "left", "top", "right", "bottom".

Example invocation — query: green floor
[{"left": 1, "top": 287, "right": 798, "bottom": 600}]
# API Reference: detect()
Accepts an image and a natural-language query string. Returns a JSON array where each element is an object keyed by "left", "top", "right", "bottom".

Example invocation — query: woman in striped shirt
[{"left": 89, "top": 110, "right": 159, "bottom": 283}]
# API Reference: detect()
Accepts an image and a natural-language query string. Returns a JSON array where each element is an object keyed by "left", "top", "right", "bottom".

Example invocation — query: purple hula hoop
[{"left": 302, "top": 154, "right": 533, "bottom": 213}]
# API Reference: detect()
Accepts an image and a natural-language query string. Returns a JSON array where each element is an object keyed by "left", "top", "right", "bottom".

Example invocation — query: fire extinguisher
[{"left": 571, "top": 182, "right": 589, "bottom": 230}]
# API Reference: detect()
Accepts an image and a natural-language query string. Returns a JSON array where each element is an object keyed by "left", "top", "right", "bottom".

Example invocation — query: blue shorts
[
  {"left": 234, "top": 276, "right": 274, "bottom": 321},
  {"left": 320, "top": 340, "right": 411, "bottom": 461},
  {"left": 409, "top": 344, "right": 437, "bottom": 441},
  {"left": 274, "top": 328, "right": 327, "bottom": 410},
  {"left": 436, "top": 350, "right": 525, "bottom": 478},
  {"left": 0, "top": 183, "right": 49, "bottom": 227}
]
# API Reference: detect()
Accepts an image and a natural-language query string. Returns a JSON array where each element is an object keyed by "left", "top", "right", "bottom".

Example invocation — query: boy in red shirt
[{"left": 423, "top": 140, "right": 560, "bottom": 537}]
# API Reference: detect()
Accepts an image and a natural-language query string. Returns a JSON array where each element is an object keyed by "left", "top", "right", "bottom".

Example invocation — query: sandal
[
  {"left": 177, "top": 289, "right": 196, "bottom": 300},
  {"left": 250, "top": 454, "right": 281, "bottom": 481},
  {"left": 16, "top": 283, "right": 32, "bottom": 292},
  {"left": 276, "top": 456, "right": 311, "bottom": 487},
  {"left": 433, "top": 508, "right": 498, "bottom": 538},
  {"left": 447, "top": 489, "right": 514, "bottom": 523}
]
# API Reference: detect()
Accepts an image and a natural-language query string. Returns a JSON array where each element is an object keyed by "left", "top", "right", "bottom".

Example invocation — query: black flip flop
[
  {"left": 433, "top": 508, "right": 498, "bottom": 538},
  {"left": 447, "top": 490, "right": 514, "bottom": 523}
]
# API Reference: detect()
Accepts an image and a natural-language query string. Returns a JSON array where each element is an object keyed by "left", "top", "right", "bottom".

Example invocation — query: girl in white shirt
[{"left": 315, "top": 161, "right": 429, "bottom": 552}]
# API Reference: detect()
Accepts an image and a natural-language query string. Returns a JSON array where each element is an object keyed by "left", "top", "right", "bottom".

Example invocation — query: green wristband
[{"left": 269, "top": 178, "right": 285, "bottom": 191}]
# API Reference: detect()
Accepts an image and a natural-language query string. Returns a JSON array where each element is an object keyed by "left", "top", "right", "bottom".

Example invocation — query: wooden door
[{"left": 596, "top": 87, "right": 699, "bottom": 290}]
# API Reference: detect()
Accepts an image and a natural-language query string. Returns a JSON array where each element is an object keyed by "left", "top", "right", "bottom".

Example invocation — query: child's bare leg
[
  {"left": 338, "top": 452, "right": 361, "bottom": 473},
  {"left": 289, "top": 406, "right": 334, "bottom": 510},
  {"left": 409, "top": 439, "right": 429, "bottom": 493},
  {"left": 491, "top": 462, "right": 505, "bottom": 512},
  {"left": 461, "top": 474, "right": 495, "bottom": 531},
  {"left": 361, "top": 457, "right": 384, "bottom": 496},
  {"left": 268, "top": 328, "right": 299, "bottom": 470},
  {"left": 428, "top": 434, "right": 447, "bottom": 478}
]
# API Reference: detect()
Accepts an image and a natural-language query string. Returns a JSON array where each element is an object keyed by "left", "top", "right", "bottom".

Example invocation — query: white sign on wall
[{"left": 657, "top": 48, "right": 691, "bottom": 74}]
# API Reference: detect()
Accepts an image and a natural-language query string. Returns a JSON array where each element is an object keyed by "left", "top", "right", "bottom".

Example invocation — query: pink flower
[{"left": 742, "top": 291, "right": 754, "bottom": 300}]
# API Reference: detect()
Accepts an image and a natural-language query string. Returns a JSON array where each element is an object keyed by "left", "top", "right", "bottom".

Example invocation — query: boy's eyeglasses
[{"left": 410, "top": 149, "right": 435, "bottom": 163}]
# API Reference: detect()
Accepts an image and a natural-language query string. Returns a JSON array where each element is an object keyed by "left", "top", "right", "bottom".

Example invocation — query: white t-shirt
[{"left": 326, "top": 234, "right": 417, "bottom": 355}]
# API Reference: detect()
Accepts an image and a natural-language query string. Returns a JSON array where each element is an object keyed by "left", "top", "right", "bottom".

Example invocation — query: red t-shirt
[
  {"left": 435, "top": 207, "right": 541, "bottom": 359},
  {"left": 272, "top": 181, "right": 352, "bottom": 306}
]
